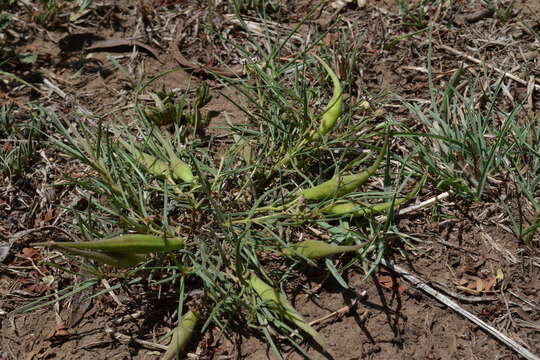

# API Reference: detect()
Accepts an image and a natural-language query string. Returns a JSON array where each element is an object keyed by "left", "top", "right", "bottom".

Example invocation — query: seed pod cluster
[{"left": 322, "top": 173, "right": 427, "bottom": 217}]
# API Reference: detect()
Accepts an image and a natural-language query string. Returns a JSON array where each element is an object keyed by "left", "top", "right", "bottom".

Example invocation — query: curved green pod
[
  {"left": 301, "top": 137, "right": 387, "bottom": 201},
  {"left": 248, "top": 274, "right": 325, "bottom": 347},
  {"left": 32, "top": 234, "right": 184, "bottom": 255},
  {"left": 283, "top": 239, "right": 365, "bottom": 259},
  {"left": 308, "top": 55, "right": 343, "bottom": 142},
  {"left": 163, "top": 310, "right": 199, "bottom": 360}
]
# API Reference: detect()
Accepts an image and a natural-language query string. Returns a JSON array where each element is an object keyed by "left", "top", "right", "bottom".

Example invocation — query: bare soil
[{"left": 1, "top": 1, "right": 539, "bottom": 359}]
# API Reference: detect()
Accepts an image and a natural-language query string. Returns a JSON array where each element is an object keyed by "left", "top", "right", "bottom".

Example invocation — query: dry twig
[
  {"left": 105, "top": 327, "right": 168, "bottom": 350},
  {"left": 309, "top": 298, "right": 360, "bottom": 326},
  {"left": 101, "top": 279, "right": 124, "bottom": 307},
  {"left": 382, "top": 259, "right": 540, "bottom": 360},
  {"left": 376, "top": 191, "right": 451, "bottom": 222},
  {"left": 440, "top": 45, "right": 540, "bottom": 90}
]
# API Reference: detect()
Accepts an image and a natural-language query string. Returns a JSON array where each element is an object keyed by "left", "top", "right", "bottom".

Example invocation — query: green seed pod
[
  {"left": 308, "top": 55, "right": 343, "bottom": 141},
  {"left": 40, "top": 244, "right": 146, "bottom": 268},
  {"left": 323, "top": 198, "right": 408, "bottom": 217},
  {"left": 150, "top": 128, "right": 195, "bottom": 184},
  {"left": 169, "top": 155, "right": 194, "bottom": 183},
  {"left": 302, "top": 173, "right": 375, "bottom": 201},
  {"left": 283, "top": 239, "right": 365, "bottom": 259},
  {"left": 119, "top": 137, "right": 182, "bottom": 181},
  {"left": 163, "top": 310, "right": 199, "bottom": 360},
  {"left": 323, "top": 174, "right": 427, "bottom": 217},
  {"left": 302, "top": 136, "right": 387, "bottom": 201},
  {"left": 248, "top": 274, "right": 325, "bottom": 347},
  {"left": 32, "top": 234, "right": 184, "bottom": 255},
  {"left": 136, "top": 150, "right": 171, "bottom": 178}
]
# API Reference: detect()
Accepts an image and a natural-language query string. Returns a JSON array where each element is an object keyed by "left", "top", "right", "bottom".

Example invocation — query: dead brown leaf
[
  {"left": 45, "top": 319, "right": 70, "bottom": 341},
  {"left": 43, "top": 210, "right": 55, "bottom": 224},
  {"left": 32, "top": 210, "right": 57, "bottom": 228},
  {"left": 462, "top": 255, "right": 486, "bottom": 274},
  {"left": 2, "top": 142, "right": 13, "bottom": 151},
  {"left": 377, "top": 274, "right": 408, "bottom": 294},
  {"left": 22, "top": 282, "right": 49, "bottom": 296},
  {"left": 22, "top": 247, "right": 38, "bottom": 259},
  {"left": 398, "top": 284, "right": 408, "bottom": 295},
  {"left": 454, "top": 275, "right": 498, "bottom": 295},
  {"left": 33, "top": 210, "right": 57, "bottom": 227},
  {"left": 323, "top": 33, "right": 339, "bottom": 46},
  {"left": 377, "top": 274, "right": 393, "bottom": 289}
]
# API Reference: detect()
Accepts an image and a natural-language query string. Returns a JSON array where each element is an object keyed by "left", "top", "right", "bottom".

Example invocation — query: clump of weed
[{"left": 19, "top": 51, "right": 423, "bottom": 358}]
